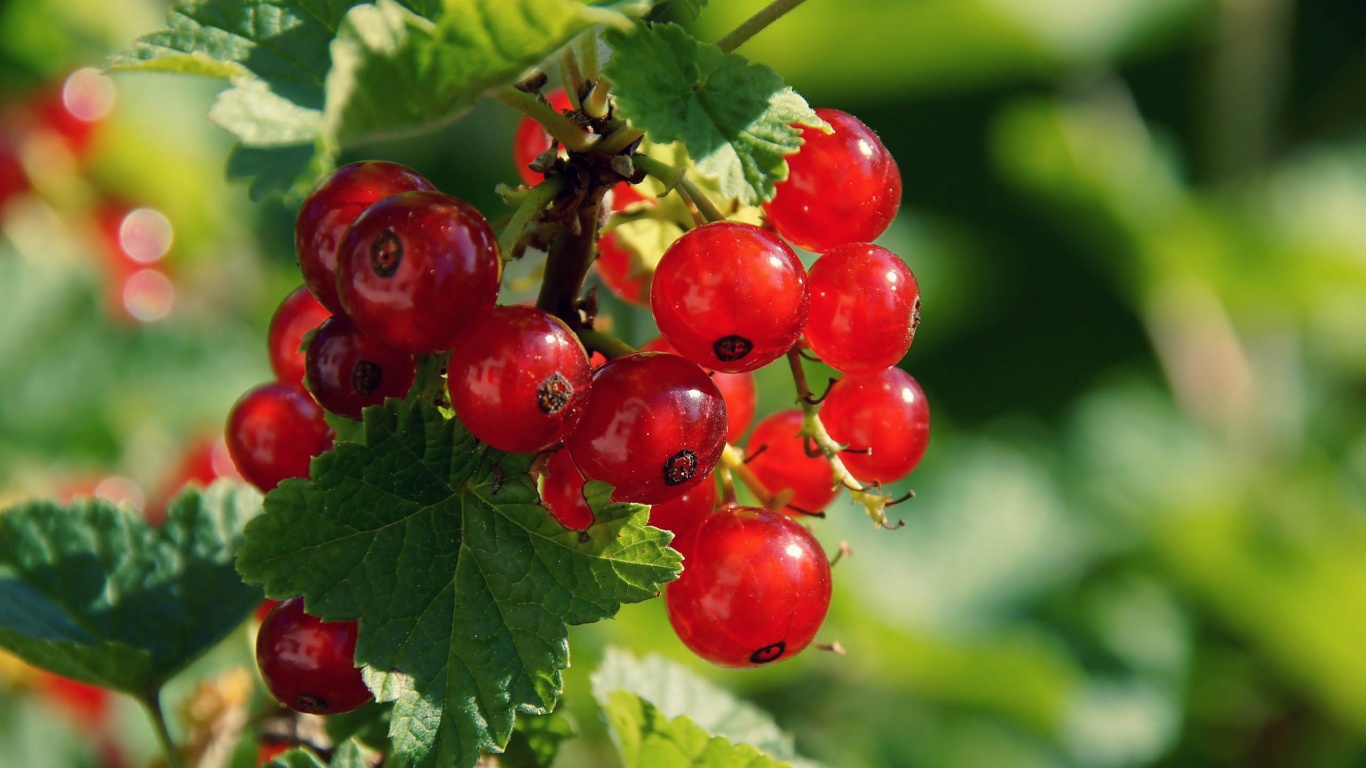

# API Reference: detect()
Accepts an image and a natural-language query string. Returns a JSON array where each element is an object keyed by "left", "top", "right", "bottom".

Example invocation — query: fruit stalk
[
  {"left": 535, "top": 184, "right": 610, "bottom": 327},
  {"left": 140, "top": 690, "right": 186, "bottom": 768},
  {"left": 716, "top": 0, "right": 813, "bottom": 53}
]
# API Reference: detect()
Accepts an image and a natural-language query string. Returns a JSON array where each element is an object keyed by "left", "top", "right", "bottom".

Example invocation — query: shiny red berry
[
  {"left": 225, "top": 383, "right": 332, "bottom": 492},
  {"left": 255, "top": 597, "right": 372, "bottom": 715},
  {"left": 648, "top": 472, "right": 717, "bottom": 560},
  {"left": 764, "top": 109, "right": 901, "bottom": 254},
  {"left": 268, "top": 286, "right": 332, "bottom": 387},
  {"left": 540, "top": 449, "right": 595, "bottom": 531},
  {"left": 304, "top": 315, "right": 417, "bottom": 419},
  {"left": 295, "top": 161, "right": 434, "bottom": 315},
  {"left": 745, "top": 410, "right": 837, "bottom": 515},
  {"left": 666, "top": 505, "right": 831, "bottom": 667},
  {"left": 337, "top": 191, "right": 501, "bottom": 354},
  {"left": 641, "top": 336, "right": 756, "bottom": 443},
  {"left": 820, "top": 368, "right": 930, "bottom": 484},
  {"left": 805, "top": 243, "right": 920, "bottom": 374}
]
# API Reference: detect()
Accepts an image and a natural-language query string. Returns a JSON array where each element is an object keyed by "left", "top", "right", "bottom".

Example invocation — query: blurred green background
[{"left": 4, "top": 0, "right": 1366, "bottom": 766}]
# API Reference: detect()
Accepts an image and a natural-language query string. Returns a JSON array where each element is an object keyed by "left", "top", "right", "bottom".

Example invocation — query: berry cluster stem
[
  {"left": 786, "top": 349, "right": 904, "bottom": 529},
  {"left": 719, "top": 443, "right": 780, "bottom": 509},
  {"left": 498, "top": 176, "right": 566, "bottom": 259},
  {"left": 536, "top": 185, "right": 610, "bottom": 328},
  {"left": 715, "top": 0, "right": 814, "bottom": 53},
  {"left": 493, "top": 87, "right": 596, "bottom": 152},
  {"left": 633, "top": 155, "right": 727, "bottom": 224}
]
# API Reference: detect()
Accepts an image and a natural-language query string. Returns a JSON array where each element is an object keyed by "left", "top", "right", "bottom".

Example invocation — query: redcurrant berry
[
  {"left": 448, "top": 305, "right": 591, "bottom": 453},
  {"left": 225, "top": 383, "right": 332, "bottom": 492},
  {"left": 666, "top": 505, "right": 831, "bottom": 667},
  {"left": 540, "top": 449, "right": 594, "bottom": 531},
  {"left": 820, "top": 368, "right": 929, "bottom": 484},
  {"left": 255, "top": 597, "right": 372, "bottom": 715},
  {"left": 304, "top": 315, "right": 417, "bottom": 420},
  {"left": 651, "top": 221, "right": 809, "bottom": 373},
  {"left": 805, "top": 243, "right": 920, "bottom": 374},
  {"left": 295, "top": 161, "right": 434, "bottom": 315},
  {"left": 566, "top": 352, "right": 727, "bottom": 505},
  {"left": 648, "top": 472, "right": 717, "bottom": 560},
  {"left": 268, "top": 286, "right": 331, "bottom": 387},
  {"left": 764, "top": 109, "right": 901, "bottom": 254},
  {"left": 745, "top": 410, "right": 836, "bottom": 515},
  {"left": 337, "top": 191, "right": 501, "bottom": 354},
  {"left": 641, "top": 336, "right": 756, "bottom": 443},
  {"left": 512, "top": 89, "right": 573, "bottom": 187},
  {"left": 595, "top": 230, "right": 650, "bottom": 306}
]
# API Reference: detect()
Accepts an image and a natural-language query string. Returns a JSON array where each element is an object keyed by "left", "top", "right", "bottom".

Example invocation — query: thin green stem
[
  {"left": 715, "top": 0, "right": 813, "bottom": 53},
  {"left": 498, "top": 176, "right": 566, "bottom": 260},
  {"left": 492, "top": 88, "right": 596, "bottom": 152},
  {"left": 561, "top": 48, "right": 585, "bottom": 111},
  {"left": 595, "top": 125, "right": 646, "bottom": 155},
  {"left": 141, "top": 691, "right": 184, "bottom": 768},
  {"left": 577, "top": 328, "right": 636, "bottom": 360},
  {"left": 633, "top": 155, "right": 727, "bottom": 224}
]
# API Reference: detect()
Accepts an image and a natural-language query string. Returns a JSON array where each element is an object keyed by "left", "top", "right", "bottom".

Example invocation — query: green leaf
[
  {"left": 604, "top": 22, "right": 824, "bottom": 205},
  {"left": 266, "top": 739, "right": 378, "bottom": 768},
  {"left": 237, "top": 399, "right": 681, "bottom": 768},
  {"left": 503, "top": 711, "right": 577, "bottom": 767},
  {"left": 116, "top": 0, "right": 638, "bottom": 198},
  {"left": 0, "top": 482, "right": 263, "bottom": 694},
  {"left": 592, "top": 649, "right": 825, "bottom": 768}
]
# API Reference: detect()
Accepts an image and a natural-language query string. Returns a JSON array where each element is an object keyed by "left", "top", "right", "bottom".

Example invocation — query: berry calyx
[
  {"left": 255, "top": 597, "right": 372, "bottom": 715},
  {"left": 566, "top": 352, "right": 727, "bottom": 505},
  {"left": 336, "top": 191, "right": 501, "bottom": 354},
  {"left": 304, "top": 315, "right": 417, "bottom": 419},
  {"left": 512, "top": 89, "right": 573, "bottom": 187},
  {"left": 805, "top": 243, "right": 920, "bottom": 374},
  {"left": 744, "top": 410, "right": 837, "bottom": 515},
  {"left": 666, "top": 505, "right": 831, "bottom": 667},
  {"left": 447, "top": 305, "right": 591, "bottom": 454},
  {"left": 225, "top": 384, "right": 332, "bottom": 492},
  {"left": 268, "top": 286, "right": 332, "bottom": 387},
  {"left": 650, "top": 221, "right": 809, "bottom": 373},
  {"left": 764, "top": 109, "right": 901, "bottom": 254},
  {"left": 295, "top": 161, "right": 435, "bottom": 315},
  {"left": 820, "top": 368, "right": 930, "bottom": 484}
]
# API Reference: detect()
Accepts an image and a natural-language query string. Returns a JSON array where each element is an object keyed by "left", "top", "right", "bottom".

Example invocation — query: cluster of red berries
[{"left": 235, "top": 98, "right": 928, "bottom": 717}]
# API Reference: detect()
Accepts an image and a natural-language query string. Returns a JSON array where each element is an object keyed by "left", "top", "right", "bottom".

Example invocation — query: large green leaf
[
  {"left": 266, "top": 738, "right": 379, "bottom": 768},
  {"left": 604, "top": 22, "right": 824, "bottom": 205},
  {"left": 591, "top": 649, "right": 825, "bottom": 768},
  {"left": 0, "top": 483, "right": 264, "bottom": 694},
  {"left": 237, "top": 399, "right": 680, "bottom": 768}
]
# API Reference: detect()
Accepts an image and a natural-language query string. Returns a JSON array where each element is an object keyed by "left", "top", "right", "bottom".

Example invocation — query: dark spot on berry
[
  {"left": 536, "top": 373, "right": 573, "bottom": 414},
  {"left": 370, "top": 229, "right": 403, "bottom": 277},
  {"left": 663, "top": 449, "right": 697, "bottom": 486},
  {"left": 910, "top": 297, "right": 921, "bottom": 334},
  {"left": 713, "top": 335, "right": 752, "bottom": 362},
  {"left": 352, "top": 360, "right": 383, "bottom": 395},
  {"left": 750, "top": 642, "right": 786, "bottom": 665},
  {"left": 295, "top": 694, "right": 328, "bottom": 713}
]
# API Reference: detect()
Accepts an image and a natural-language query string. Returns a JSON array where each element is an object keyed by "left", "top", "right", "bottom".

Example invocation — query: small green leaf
[
  {"left": 604, "top": 22, "right": 824, "bottom": 205},
  {"left": 237, "top": 399, "right": 681, "bottom": 768},
  {"left": 266, "top": 738, "right": 378, "bottom": 768},
  {"left": 592, "top": 649, "right": 826, "bottom": 768},
  {"left": 0, "top": 482, "right": 264, "bottom": 694},
  {"left": 503, "top": 711, "right": 577, "bottom": 767}
]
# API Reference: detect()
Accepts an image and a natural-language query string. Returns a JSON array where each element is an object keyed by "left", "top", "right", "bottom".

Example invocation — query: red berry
[
  {"left": 666, "top": 505, "right": 831, "bottom": 667},
  {"left": 255, "top": 597, "right": 372, "bottom": 715},
  {"left": 258, "top": 741, "right": 292, "bottom": 766},
  {"left": 38, "top": 672, "right": 111, "bottom": 729},
  {"left": 255, "top": 599, "right": 279, "bottom": 623},
  {"left": 225, "top": 384, "right": 332, "bottom": 492},
  {"left": 337, "top": 191, "right": 501, "bottom": 354},
  {"left": 594, "top": 230, "right": 650, "bottom": 306},
  {"left": 146, "top": 434, "right": 242, "bottom": 525},
  {"left": 304, "top": 315, "right": 417, "bottom": 419},
  {"left": 268, "top": 286, "right": 331, "bottom": 387},
  {"left": 651, "top": 221, "right": 809, "bottom": 373},
  {"left": 448, "top": 305, "right": 591, "bottom": 453},
  {"left": 745, "top": 410, "right": 836, "bottom": 515},
  {"left": 540, "top": 449, "right": 595, "bottom": 531},
  {"left": 641, "top": 336, "right": 756, "bottom": 443},
  {"left": 648, "top": 473, "right": 717, "bottom": 559},
  {"left": 764, "top": 109, "right": 901, "bottom": 254},
  {"left": 295, "top": 161, "right": 434, "bottom": 315},
  {"left": 512, "top": 89, "right": 573, "bottom": 186},
  {"left": 566, "top": 353, "right": 727, "bottom": 505},
  {"left": 820, "top": 368, "right": 930, "bottom": 484},
  {"left": 805, "top": 243, "right": 920, "bottom": 374}
]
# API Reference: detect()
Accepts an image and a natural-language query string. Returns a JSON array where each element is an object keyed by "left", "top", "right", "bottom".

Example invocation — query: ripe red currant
[
  {"left": 540, "top": 449, "right": 595, "bottom": 531},
  {"left": 268, "top": 286, "right": 331, "bottom": 387},
  {"left": 805, "top": 243, "right": 920, "bottom": 374},
  {"left": 337, "top": 191, "right": 501, "bottom": 354},
  {"left": 512, "top": 89, "right": 573, "bottom": 187},
  {"left": 666, "top": 505, "right": 831, "bottom": 667},
  {"left": 820, "top": 368, "right": 930, "bottom": 484},
  {"left": 641, "top": 336, "right": 756, "bottom": 443},
  {"left": 295, "top": 161, "right": 434, "bottom": 315},
  {"left": 764, "top": 109, "right": 901, "bottom": 254},
  {"left": 648, "top": 472, "right": 717, "bottom": 560},
  {"left": 651, "top": 221, "right": 809, "bottom": 373},
  {"left": 595, "top": 230, "right": 650, "bottom": 306},
  {"left": 448, "top": 305, "right": 591, "bottom": 454},
  {"left": 566, "top": 352, "right": 727, "bottom": 505},
  {"left": 745, "top": 410, "right": 836, "bottom": 515},
  {"left": 304, "top": 315, "right": 417, "bottom": 420},
  {"left": 255, "top": 597, "right": 372, "bottom": 715},
  {"left": 225, "top": 384, "right": 332, "bottom": 492}
]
